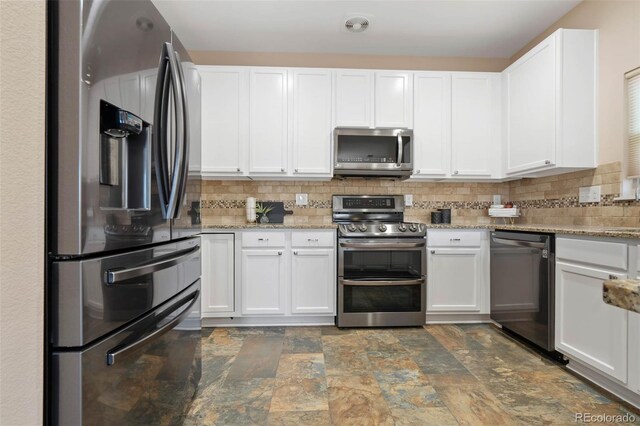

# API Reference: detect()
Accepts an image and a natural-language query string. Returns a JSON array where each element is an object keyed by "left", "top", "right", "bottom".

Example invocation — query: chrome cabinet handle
[
  {"left": 295, "top": 168, "right": 298, "bottom": 173},
  {"left": 258, "top": 238, "right": 269, "bottom": 242},
  {"left": 237, "top": 167, "right": 241, "bottom": 172},
  {"left": 278, "top": 251, "right": 283, "bottom": 255},
  {"left": 281, "top": 168, "right": 285, "bottom": 172},
  {"left": 293, "top": 251, "right": 298, "bottom": 255},
  {"left": 307, "top": 238, "right": 319, "bottom": 242},
  {"left": 416, "top": 169, "right": 421, "bottom": 173},
  {"left": 396, "top": 131, "right": 403, "bottom": 167},
  {"left": 453, "top": 170, "right": 459, "bottom": 175},
  {"left": 450, "top": 238, "right": 461, "bottom": 241},
  {"left": 545, "top": 160, "right": 551, "bottom": 165},
  {"left": 106, "top": 289, "right": 199, "bottom": 365},
  {"left": 609, "top": 275, "right": 620, "bottom": 280},
  {"left": 431, "top": 250, "right": 436, "bottom": 254},
  {"left": 105, "top": 246, "right": 199, "bottom": 284}
]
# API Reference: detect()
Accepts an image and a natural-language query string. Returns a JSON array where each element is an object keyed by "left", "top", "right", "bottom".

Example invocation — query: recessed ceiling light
[{"left": 345, "top": 16, "right": 369, "bottom": 34}]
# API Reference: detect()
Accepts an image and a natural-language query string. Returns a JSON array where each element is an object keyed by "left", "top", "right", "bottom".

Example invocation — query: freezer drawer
[
  {"left": 52, "top": 238, "right": 200, "bottom": 347},
  {"left": 52, "top": 280, "right": 201, "bottom": 426}
]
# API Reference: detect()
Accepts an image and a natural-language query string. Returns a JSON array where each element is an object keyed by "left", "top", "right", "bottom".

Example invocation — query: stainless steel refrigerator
[{"left": 47, "top": 0, "right": 202, "bottom": 424}]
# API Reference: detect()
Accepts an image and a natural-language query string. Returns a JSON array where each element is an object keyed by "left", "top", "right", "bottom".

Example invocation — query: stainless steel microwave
[{"left": 333, "top": 128, "right": 413, "bottom": 179}]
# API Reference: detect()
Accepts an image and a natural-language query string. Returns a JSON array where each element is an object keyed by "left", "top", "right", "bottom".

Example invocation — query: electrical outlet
[
  {"left": 579, "top": 185, "right": 601, "bottom": 203},
  {"left": 295, "top": 193, "right": 308, "bottom": 206},
  {"left": 404, "top": 194, "right": 413, "bottom": 207}
]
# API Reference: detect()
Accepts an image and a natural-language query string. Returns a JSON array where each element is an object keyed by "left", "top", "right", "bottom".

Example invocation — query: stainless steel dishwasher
[{"left": 490, "top": 231, "right": 555, "bottom": 352}]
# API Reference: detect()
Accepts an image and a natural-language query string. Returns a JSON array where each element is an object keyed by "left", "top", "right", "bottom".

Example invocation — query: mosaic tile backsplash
[{"left": 200, "top": 162, "right": 640, "bottom": 227}]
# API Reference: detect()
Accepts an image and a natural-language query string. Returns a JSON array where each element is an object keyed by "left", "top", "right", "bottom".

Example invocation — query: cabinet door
[
  {"left": 241, "top": 249, "right": 286, "bottom": 314},
  {"left": 201, "top": 234, "right": 235, "bottom": 315},
  {"left": 291, "top": 249, "right": 335, "bottom": 314},
  {"left": 505, "top": 36, "right": 557, "bottom": 174},
  {"left": 451, "top": 73, "right": 500, "bottom": 178},
  {"left": 335, "top": 70, "right": 373, "bottom": 128},
  {"left": 427, "top": 248, "right": 483, "bottom": 312},
  {"left": 412, "top": 72, "right": 451, "bottom": 177},
  {"left": 200, "top": 66, "right": 248, "bottom": 175},
  {"left": 556, "top": 262, "right": 628, "bottom": 382},
  {"left": 375, "top": 71, "right": 413, "bottom": 128},
  {"left": 139, "top": 69, "right": 158, "bottom": 125},
  {"left": 249, "top": 68, "right": 288, "bottom": 174},
  {"left": 292, "top": 69, "right": 333, "bottom": 176}
]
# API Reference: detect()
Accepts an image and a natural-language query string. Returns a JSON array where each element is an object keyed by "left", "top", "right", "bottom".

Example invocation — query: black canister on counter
[
  {"left": 439, "top": 208, "right": 451, "bottom": 224},
  {"left": 431, "top": 211, "right": 443, "bottom": 224}
]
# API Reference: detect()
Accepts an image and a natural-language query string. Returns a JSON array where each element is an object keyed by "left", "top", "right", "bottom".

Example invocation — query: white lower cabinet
[
  {"left": 201, "top": 234, "right": 235, "bottom": 316},
  {"left": 555, "top": 261, "right": 628, "bottom": 382},
  {"left": 241, "top": 249, "right": 286, "bottom": 315},
  {"left": 291, "top": 248, "right": 335, "bottom": 314},
  {"left": 555, "top": 236, "right": 640, "bottom": 409},
  {"left": 427, "top": 249, "right": 483, "bottom": 312},
  {"left": 201, "top": 230, "right": 336, "bottom": 321},
  {"left": 426, "top": 229, "right": 489, "bottom": 317}
]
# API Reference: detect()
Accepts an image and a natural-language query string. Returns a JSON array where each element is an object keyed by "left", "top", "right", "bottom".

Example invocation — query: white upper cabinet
[
  {"left": 412, "top": 72, "right": 451, "bottom": 178},
  {"left": 335, "top": 70, "right": 373, "bottom": 128},
  {"left": 291, "top": 69, "right": 333, "bottom": 176},
  {"left": 335, "top": 70, "right": 412, "bottom": 129},
  {"left": 249, "top": 68, "right": 289, "bottom": 175},
  {"left": 450, "top": 72, "right": 502, "bottom": 178},
  {"left": 199, "top": 66, "right": 248, "bottom": 176},
  {"left": 503, "top": 29, "right": 597, "bottom": 177},
  {"left": 375, "top": 72, "right": 413, "bottom": 128}
]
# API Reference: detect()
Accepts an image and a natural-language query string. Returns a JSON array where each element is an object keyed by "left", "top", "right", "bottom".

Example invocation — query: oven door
[{"left": 337, "top": 238, "right": 426, "bottom": 327}]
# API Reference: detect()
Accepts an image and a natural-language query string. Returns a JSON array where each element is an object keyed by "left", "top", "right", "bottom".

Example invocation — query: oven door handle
[
  {"left": 339, "top": 242, "right": 425, "bottom": 249},
  {"left": 340, "top": 278, "right": 425, "bottom": 287}
]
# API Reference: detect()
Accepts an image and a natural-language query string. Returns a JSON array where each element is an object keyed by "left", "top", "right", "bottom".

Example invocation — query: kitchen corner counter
[
  {"left": 201, "top": 224, "right": 338, "bottom": 231},
  {"left": 425, "top": 224, "right": 640, "bottom": 239},
  {"left": 603, "top": 279, "right": 640, "bottom": 314}
]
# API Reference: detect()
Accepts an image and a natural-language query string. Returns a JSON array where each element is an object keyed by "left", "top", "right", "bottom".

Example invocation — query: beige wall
[
  {"left": 511, "top": 0, "right": 640, "bottom": 166},
  {"left": 191, "top": 50, "right": 510, "bottom": 72},
  {"left": 0, "top": 1, "right": 46, "bottom": 425}
]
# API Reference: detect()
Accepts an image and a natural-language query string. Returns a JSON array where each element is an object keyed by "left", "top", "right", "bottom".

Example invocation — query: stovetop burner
[{"left": 333, "top": 195, "right": 426, "bottom": 237}]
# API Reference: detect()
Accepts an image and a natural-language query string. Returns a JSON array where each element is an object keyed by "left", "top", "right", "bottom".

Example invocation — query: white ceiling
[{"left": 152, "top": 0, "right": 582, "bottom": 58}]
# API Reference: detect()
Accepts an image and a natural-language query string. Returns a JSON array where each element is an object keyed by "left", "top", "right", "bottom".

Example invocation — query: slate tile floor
[{"left": 184, "top": 324, "right": 640, "bottom": 425}]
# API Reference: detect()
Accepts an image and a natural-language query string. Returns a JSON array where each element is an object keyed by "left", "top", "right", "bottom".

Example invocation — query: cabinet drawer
[
  {"left": 556, "top": 237, "right": 628, "bottom": 270},
  {"left": 427, "top": 230, "right": 482, "bottom": 247},
  {"left": 292, "top": 231, "right": 335, "bottom": 248},
  {"left": 241, "top": 232, "right": 286, "bottom": 248}
]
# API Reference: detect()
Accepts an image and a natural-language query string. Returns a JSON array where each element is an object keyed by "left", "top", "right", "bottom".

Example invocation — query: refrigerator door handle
[
  {"left": 164, "top": 43, "right": 186, "bottom": 220},
  {"left": 104, "top": 246, "right": 199, "bottom": 284},
  {"left": 106, "top": 289, "right": 199, "bottom": 366},
  {"left": 153, "top": 43, "right": 172, "bottom": 218},
  {"left": 170, "top": 47, "right": 190, "bottom": 219}
]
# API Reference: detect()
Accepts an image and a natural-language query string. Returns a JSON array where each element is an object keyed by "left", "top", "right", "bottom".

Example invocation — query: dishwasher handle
[{"left": 491, "top": 237, "right": 547, "bottom": 250}]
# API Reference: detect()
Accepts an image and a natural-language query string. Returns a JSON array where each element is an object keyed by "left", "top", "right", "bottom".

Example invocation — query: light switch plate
[
  {"left": 579, "top": 185, "right": 601, "bottom": 203},
  {"left": 404, "top": 194, "right": 413, "bottom": 207},
  {"left": 295, "top": 193, "right": 308, "bottom": 206}
]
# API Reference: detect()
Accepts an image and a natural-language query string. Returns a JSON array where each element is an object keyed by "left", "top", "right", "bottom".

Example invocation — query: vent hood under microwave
[{"left": 333, "top": 128, "right": 413, "bottom": 179}]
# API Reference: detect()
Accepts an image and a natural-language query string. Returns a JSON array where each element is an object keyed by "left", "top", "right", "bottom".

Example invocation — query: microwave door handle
[
  {"left": 396, "top": 131, "right": 403, "bottom": 167},
  {"left": 153, "top": 43, "right": 171, "bottom": 218},
  {"left": 164, "top": 42, "right": 186, "bottom": 220},
  {"left": 106, "top": 289, "right": 199, "bottom": 366}
]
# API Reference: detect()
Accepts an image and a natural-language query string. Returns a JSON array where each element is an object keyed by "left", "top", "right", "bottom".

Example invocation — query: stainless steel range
[{"left": 334, "top": 195, "right": 426, "bottom": 327}]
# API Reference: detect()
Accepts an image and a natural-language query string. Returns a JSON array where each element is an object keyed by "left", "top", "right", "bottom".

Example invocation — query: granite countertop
[
  {"left": 201, "top": 224, "right": 338, "bottom": 230},
  {"left": 603, "top": 279, "right": 640, "bottom": 314},
  {"left": 425, "top": 224, "right": 640, "bottom": 239}
]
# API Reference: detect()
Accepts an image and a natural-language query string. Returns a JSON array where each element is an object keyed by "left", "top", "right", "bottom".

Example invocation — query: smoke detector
[{"left": 344, "top": 16, "right": 370, "bottom": 33}]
